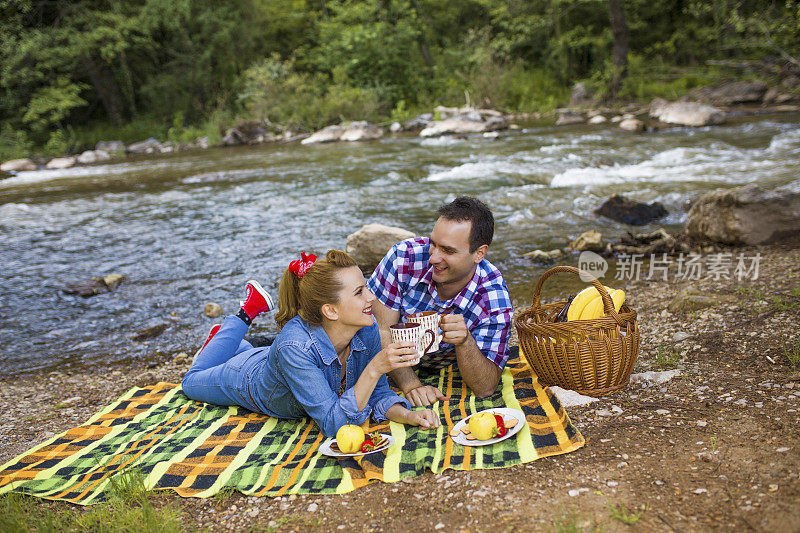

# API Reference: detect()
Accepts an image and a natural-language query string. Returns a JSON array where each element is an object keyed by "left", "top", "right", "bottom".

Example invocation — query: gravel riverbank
[{"left": 1, "top": 242, "right": 798, "bottom": 532}]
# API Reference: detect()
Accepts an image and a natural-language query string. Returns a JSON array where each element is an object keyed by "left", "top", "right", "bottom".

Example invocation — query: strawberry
[
  {"left": 493, "top": 414, "right": 507, "bottom": 438},
  {"left": 360, "top": 437, "right": 375, "bottom": 453}
]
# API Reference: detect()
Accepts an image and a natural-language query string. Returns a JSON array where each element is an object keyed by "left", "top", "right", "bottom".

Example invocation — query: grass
[
  {"left": 782, "top": 337, "right": 800, "bottom": 369},
  {"left": 735, "top": 286, "right": 800, "bottom": 314},
  {"left": 0, "top": 468, "right": 183, "bottom": 533},
  {"left": 256, "top": 514, "right": 323, "bottom": 533},
  {"left": 549, "top": 510, "right": 602, "bottom": 533},
  {"left": 213, "top": 485, "right": 238, "bottom": 502},
  {"left": 608, "top": 502, "right": 646, "bottom": 525},
  {"left": 772, "top": 293, "right": 800, "bottom": 312},
  {"left": 654, "top": 343, "right": 681, "bottom": 370}
]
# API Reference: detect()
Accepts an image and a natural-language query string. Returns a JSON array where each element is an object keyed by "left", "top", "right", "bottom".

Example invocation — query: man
[{"left": 367, "top": 197, "right": 513, "bottom": 406}]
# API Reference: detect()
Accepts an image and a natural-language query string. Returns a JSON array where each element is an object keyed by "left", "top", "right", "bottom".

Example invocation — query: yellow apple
[
  {"left": 336, "top": 424, "right": 365, "bottom": 453},
  {"left": 468, "top": 412, "right": 498, "bottom": 440}
]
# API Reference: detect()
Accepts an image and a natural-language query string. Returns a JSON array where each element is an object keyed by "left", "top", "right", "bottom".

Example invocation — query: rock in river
[
  {"left": 63, "top": 274, "right": 127, "bottom": 297},
  {"left": 131, "top": 323, "right": 169, "bottom": 341},
  {"left": 76, "top": 150, "right": 111, "bottom": 164},
  {"left": 649, "top": 98, "right": 726, "bottom": 127},
  {"left": 45, "top": 156, "right": 77, "bottom": 170},
  {"left": 595, "top": 194, "right": 668, "bottom": 226},
  {"left": 1, "top": 158, "right": 37, "bottom": 172},
  {"left": 419, "top": 113, "right": 507, "bottom": 137},
  {"left": 204, "top": 302, "right": 223, "bottom": 318},
  {"left": 569, "top": 230, "right": 603, "bottom": 252}
]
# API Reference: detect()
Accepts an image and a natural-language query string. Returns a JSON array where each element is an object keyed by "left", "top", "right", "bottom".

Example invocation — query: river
[{"left": 1, "top": 114, "right": 798, "bottom": 376}]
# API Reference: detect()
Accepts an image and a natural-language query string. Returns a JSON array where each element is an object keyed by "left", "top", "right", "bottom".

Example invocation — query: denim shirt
[{"left": 249, "top": 316, "right": 410, "bottom": 437}]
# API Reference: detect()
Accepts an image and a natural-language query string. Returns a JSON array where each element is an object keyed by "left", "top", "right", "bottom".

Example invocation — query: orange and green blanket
[{"left": 0, "top": 353, "right": 584, "bottom": 504}]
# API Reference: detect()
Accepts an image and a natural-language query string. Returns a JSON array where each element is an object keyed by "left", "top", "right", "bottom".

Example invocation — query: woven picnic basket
[{"left": 514, "top": 266, "right": 640, "bottom": 396}]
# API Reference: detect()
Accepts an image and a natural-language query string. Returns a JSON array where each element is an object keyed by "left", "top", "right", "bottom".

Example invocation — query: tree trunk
[
  {"left": 607, "top": 0, "right": 629, "bottom": 100},
  {"left": 410, "top": 0, "right": 436, "bottom": 68},
  {"left": 81, "top": 55, "right": 126, "bottom": 125}
]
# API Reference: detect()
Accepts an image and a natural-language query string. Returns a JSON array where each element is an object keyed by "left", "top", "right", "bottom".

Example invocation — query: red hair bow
[{"left": 289, "top": 252, "right": 317, "bottom": 279}]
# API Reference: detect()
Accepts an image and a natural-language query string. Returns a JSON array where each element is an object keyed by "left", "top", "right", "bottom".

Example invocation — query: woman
[{"left": 182, "top": 250, "right": 440, "bottom": 437}]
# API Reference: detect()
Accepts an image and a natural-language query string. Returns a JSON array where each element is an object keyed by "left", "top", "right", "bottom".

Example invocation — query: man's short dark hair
[{"left": 436, "top": 196, "right": 494, "bottom": 252}]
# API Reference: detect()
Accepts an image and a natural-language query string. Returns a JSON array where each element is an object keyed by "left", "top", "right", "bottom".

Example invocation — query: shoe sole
[
  {"left": 196, "top": 324, "right": 222, "bottom": 356},
  {"left": 244, "top": 279, "right": 275, "bottom": 312}
]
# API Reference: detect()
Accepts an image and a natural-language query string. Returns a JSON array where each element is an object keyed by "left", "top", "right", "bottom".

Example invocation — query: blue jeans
[{"left": 181, "top": 316, "right": 264, "bottom": 412}]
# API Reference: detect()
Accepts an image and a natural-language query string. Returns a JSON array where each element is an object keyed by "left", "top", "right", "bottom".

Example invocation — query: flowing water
[{"left": 1, "top": 114, "right": 799, "bottom": 376}]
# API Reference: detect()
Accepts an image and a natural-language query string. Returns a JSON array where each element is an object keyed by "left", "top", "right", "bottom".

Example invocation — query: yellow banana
[
  {"left": 567, "top": 286, "right": 603, "bottom": 321},
  {"left": 566, "top": 285, "right": 615, "bottom": 321},
  {"left": 611, "top": 289, "right": 625, "bottom": 312},
  {"left": 578, "top": 294, "right": 604, "bottom": 320},
  {"left": 578, "top": 288, "right": 626, "bottom": 320}
]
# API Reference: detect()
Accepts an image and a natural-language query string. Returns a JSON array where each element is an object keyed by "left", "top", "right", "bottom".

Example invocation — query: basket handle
[{"left": 530, "top": 265, "right": 625, "bottom": 326}]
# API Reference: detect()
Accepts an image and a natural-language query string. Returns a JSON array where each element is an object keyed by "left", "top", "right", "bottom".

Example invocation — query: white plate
[
  {"left": 319, "top": 433, "right": 395, "bottom": 457},
  {"left": 449, "top": 407, "right": 526, "bottom": 447}
]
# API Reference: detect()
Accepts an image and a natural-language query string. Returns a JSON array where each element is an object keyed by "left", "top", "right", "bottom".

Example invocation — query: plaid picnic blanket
[{"left": 0, "top": 353, "right": 584, "bottom": 504}]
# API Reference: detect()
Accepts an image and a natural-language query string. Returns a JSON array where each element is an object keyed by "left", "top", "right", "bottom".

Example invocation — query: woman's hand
[
  {"left": 404, "top": 408, "right": 440, "bottom": 429},
  {"left": 368, "top": 341, "right": 419, "bottom": 376}
]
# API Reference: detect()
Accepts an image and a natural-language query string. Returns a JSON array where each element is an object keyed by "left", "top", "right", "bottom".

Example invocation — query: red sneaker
[
  {"left": 197, "top": 324, "right": 221, "bottom": 355},
  {"left": 240, "top": 280, "right": 275, "bottom": 320}
]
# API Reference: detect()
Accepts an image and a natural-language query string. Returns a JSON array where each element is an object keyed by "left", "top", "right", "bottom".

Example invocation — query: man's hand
[
  {"left": 440, "top": 313, "right": 469, "bottom": 346},
  {"left": 405, "top": 384, "right": 448, "bottom": 407}
]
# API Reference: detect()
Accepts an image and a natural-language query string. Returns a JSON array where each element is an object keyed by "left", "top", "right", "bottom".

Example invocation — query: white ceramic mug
[
  {"left": 406, "top": 310, "right": 441, "bottom": 352},
  {"left": 389, "top": 323, "right": 436, "bottom": 364}
]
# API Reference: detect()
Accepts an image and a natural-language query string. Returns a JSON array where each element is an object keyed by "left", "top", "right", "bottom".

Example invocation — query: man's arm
[
  {"left": 454, "top": 336, "right": 502, "bottom": 397},
  {"left": 372, "top": 299, "right": 447, "bottom": 406},
  {"left": 440, "top": 314, "right": 502, "bottom": 397}
]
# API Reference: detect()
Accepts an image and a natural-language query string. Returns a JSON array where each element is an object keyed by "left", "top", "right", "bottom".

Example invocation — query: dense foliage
[{"left": 1, "top": 0, "right": 798, "bottom": 158}]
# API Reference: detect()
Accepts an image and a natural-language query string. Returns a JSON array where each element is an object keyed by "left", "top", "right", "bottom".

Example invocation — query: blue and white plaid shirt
[{"left": 367, "top": 237, "right": 513, "bottom": 369}]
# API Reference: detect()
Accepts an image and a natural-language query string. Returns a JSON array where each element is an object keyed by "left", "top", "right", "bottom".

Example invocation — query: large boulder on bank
[
  {"left": 686, "top": 181, "right": 800, "bottom": 245},
  {"left": 223, "top": 121, "right": 276, "bottom": 146},
  {"left": 1, "top": 158, "right": 37, "bottom": 172},
  {"left": 346, "top": 224, "right": 415, "bottom": 271},
  {"left": 127, "top": 138, "right": 161, "bottom": 154},
  {"left": 95, "top": 140, "right": 125, "bottom": 153},
  {"left": 595, "top": 194, "right": 668, "bottom": 226},
  {"left": 76, "top": 150, "right": 111, "bottom": 164},
  {"left": 403, "top": 113, "right": 433, "bottom": 132},
  {"left": 45, "top": 156, "right": 77, "bottom": 169},
  {"left": 555, "top": 109, "right": 585, "bottom": 126},
  {"left": 221, "top": 128, "right": 246, "bottom": 146},
  {"left": 340, "top": 121, "right": 384, "bottom": 142},
  {"left": 649, "top": 98, "right": 726, "bottom": 127},
  {"left": 419, "top": 114, "right": 507, "bottom": 137},
  {"left": 688, "top": 81, "right": 768, "bottom": 105},
  {"left": 763, "top": 87, "right": 795, "bottom": 105},
  {"left": 301, "top": 125, "right": 345, "bottom": 145}
]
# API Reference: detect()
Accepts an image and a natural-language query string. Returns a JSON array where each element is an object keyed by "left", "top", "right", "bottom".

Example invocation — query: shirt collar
[
  {"left": 307, "top": 321, "right": 367, "bottom": 366},
  {"left": 421, "top": 260, "right": 484, "bottom": 313}
]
